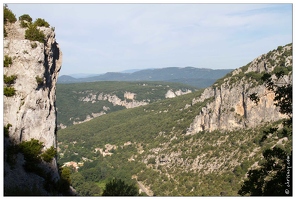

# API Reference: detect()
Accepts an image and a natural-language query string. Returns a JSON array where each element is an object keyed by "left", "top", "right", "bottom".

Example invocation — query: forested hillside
[
  {"left": 57, "top": 43, "right": 292, "bottom": 196},
  {"left": 56, "top": 81, "right": 196, "bottom": 128}
]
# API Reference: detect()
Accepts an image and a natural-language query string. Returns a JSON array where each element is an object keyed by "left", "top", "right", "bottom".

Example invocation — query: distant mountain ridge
[
  {"left": 58, "top": 67, "right": 232, "bottom": 88},
  {"left": 68, "top": 73, "right": 101, "bottom": 78}
]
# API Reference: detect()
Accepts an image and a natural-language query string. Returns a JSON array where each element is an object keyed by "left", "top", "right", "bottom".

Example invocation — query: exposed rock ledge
[
  {"left": 186, "top": 45, "right": 292, "bottom": 135},
  {"left": 80, "top": 91, "right": 149, "bottom": 109},
  {"left": 165, "top": 89, "right": 192, "bottom": 98}
]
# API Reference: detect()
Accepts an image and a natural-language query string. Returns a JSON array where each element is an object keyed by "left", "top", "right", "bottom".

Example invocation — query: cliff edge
[
  {"left": 4, "top": 10, "right": 63, "bottom": 195},
  {"left": 186, "top": 43, "right": 292, "bottom": 134}
]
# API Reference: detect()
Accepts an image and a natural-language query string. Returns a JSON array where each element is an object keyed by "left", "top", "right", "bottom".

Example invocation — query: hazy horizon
[
  {"left": 60, "top": 65, "right": 234, "bottom": 78},
  {"left": 7, "top": 3, "right": 292, "bottom": 76}
]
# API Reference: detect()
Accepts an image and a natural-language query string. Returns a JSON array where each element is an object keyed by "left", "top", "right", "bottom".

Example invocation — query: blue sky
[{"left": 6, "top": 3, "right": 293, "bottom": 76}]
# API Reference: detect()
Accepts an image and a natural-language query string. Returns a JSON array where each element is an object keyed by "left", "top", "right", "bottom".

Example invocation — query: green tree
[
  {"left": 60, "top": 167, "right": 72, "bottom": 184},
  {"left": 25, "top": 24, "right": 45, "bottom": 43},
  {"left": 18, "top": 139, "right": 45, "bottom": 174},
  {"left": 19, "top": 14, "right": 33, "bottom": 28},
  {"left": 4, "top": 55, "right": 12, "bottom": 67},
  {"left": 81, "top": 168, "right": 100, "bottom": 182},
  {"left": 102, "top": 178, "right": 138, "bottom": 196},
  {"left": 4, "top": 26, "right": 7, "bottom": 37},
  {"left": 34, "top": 18, "right": 50, "bottom": 27},
  {"left": 4, "top": 75, "right": 17, "bottom": 85},
  {"left": 19, "top": 138, "right": 43, "bottom": 162},
  {"left": 239, "top": 69, "right": 292, "bottom": 196},
  {"left": 70, "top": 172, "right": 85, "bottom": 188},
  {"left": 4, "top": 123, "right": 12, "bottom": 137},
  {"left": 19, "top": 14, "right": 32, "bottom": 22},
  {"left": 57, "top": 166, "right": 72, "bottom": 194},
  {"left": 4, "top": 87, "right": 16, "bottom": 97},
  {"left": 4, "top": 6, "right": 16, "bottom": 24},
  {"left": 35, "top": 76, "right": 44, "bottom": 86},
  {"left": 76, "top": 182, "right": 101, "bottom": 196},
  {"left": 41, "top": 146, "right": 57, "bottom": 162}
]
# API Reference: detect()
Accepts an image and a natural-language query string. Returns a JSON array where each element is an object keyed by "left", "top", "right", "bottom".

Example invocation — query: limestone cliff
[
  {"left": 73, "top": 89, "right": 192, "bottom": 125},
  {"left": 83, "top": 91, "right": 149, "bottom": 108},
  {"left": 186, "top": 43, "right": 292, "bottom": 134},
  {"left": 165, "top": 89, "right": 192, "bottom": 98},
  {"left": 4, "top": 19, "right": 62, "bottom": 194}
]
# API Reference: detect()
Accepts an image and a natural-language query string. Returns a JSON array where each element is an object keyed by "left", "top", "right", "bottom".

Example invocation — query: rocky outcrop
[
  {"left": 79, "top": 89, "right": 192, "bottom": 109},
  {"left": 165, "top": 89, "right": 192, "bottom": 98},
  {"left": 80, "top": 91, "right": 149, "bottom": 109},
  {"left": 124, "top": 91, "right": 136, "bottom": 100},
  {"left": 94, "top": 144, "right": 117, "bottom": 157},
  {"left": 73, "top": 111, "right": 106, "bottom": 125},
  {"left": 4, "top": 19, "right": 62, "bottom": 193},
  {"left": 186, "top": 44, "right": 292, "bottom": 135},
  {"left": 72, "top": 91, "right": 149, "bottom": 125}
]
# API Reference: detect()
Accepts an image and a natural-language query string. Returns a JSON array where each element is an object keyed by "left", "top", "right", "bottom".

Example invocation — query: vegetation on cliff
[
  {"left": 238, "top": 67, "right": 292, "bottom": 196},
  {"left": 4, "top": 5, "right": 17, "bottom": 24},
  {"left": 3, "top": 6, "right": 66, "bottom": 196}
]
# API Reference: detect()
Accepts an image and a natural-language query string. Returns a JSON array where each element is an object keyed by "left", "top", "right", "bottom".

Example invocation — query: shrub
[
  {"left": 4, "top": 123, "right": 12, "bottom": 137},
  {"left": 4, "top": 75, "right": 17, "bottom": 85},
  {"left": 245, "top": 71, "right": 263, "bottom": 83},
  {"left": 36, "top": 76, "right": 44, "bottom": 85},
  {"left": 41, "top": 146, "right": 57, "bottom": 162},
  {"left": 266, "top": 51, "right": 273, "bottom": 59},
  {"left": 18, "top": 139, "right": 46, "bottom": 175},
  {"left": 19, "top": 138, "right": 44, "bottom": 162},
  {"left": 20, "top": 20, "right": 30, "bottom": 28},
  {"left": 34, "top": 18, "right": 50, "bottom": 27},
  {"left": 268, "top": 58, "right": 275, "bottom": 66},
  {"left": 282, "top": 47, "right": 292, "bottom": 57},
  {"left": 147, "top": 157, "right": 156, "bottom": 165},
  {"left": 273, "top": 66, "right": 291, "bottom": 76},
  {"left": 4, "top": 55, "right": 12, "bottom": 67},
  {"left": 102, "top": 178, "right": 138, "bottom": 196},
  {"left": 58, "top": 167, "right": 72, "bottom": 191},
  {"left": 4, "top": 27, "right": 7, "bottom": 37},
  {"left": 19, "top": 14, "right": 32, "bottom": 22},
  {"left": 4, "top": 6, "right": 17, "bottom": 24},
  {"left": 4, "top": 87, "right": 16, "bottom": 97},
  {"left": 25, "top": 24, "right": 45, "bottom": 43},
  {"left": 31, "top": 42, "right": 38, "bottom": 49},
  {"left": 277, "top": 45, "right": 283, "bottom": 52},
  {"left": 19, "top": 14, "right": 33, "bottom": 28}
]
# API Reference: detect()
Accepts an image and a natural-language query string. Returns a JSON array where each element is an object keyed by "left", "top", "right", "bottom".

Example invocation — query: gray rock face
[
  {"left": 165, "top": 89, "right": 192, "bottom": 98},
  {"left": 4, "top": 26, "right": 62, "bottom": 148},
  {"left": 4, "top": 21, "right": 62, "bottom": 188},
  {"left": 89, "top": 91, "right": 150, "bottom": 108},
  {"left": 186, "top": 44, "right": 292, "bottom": 135}
]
